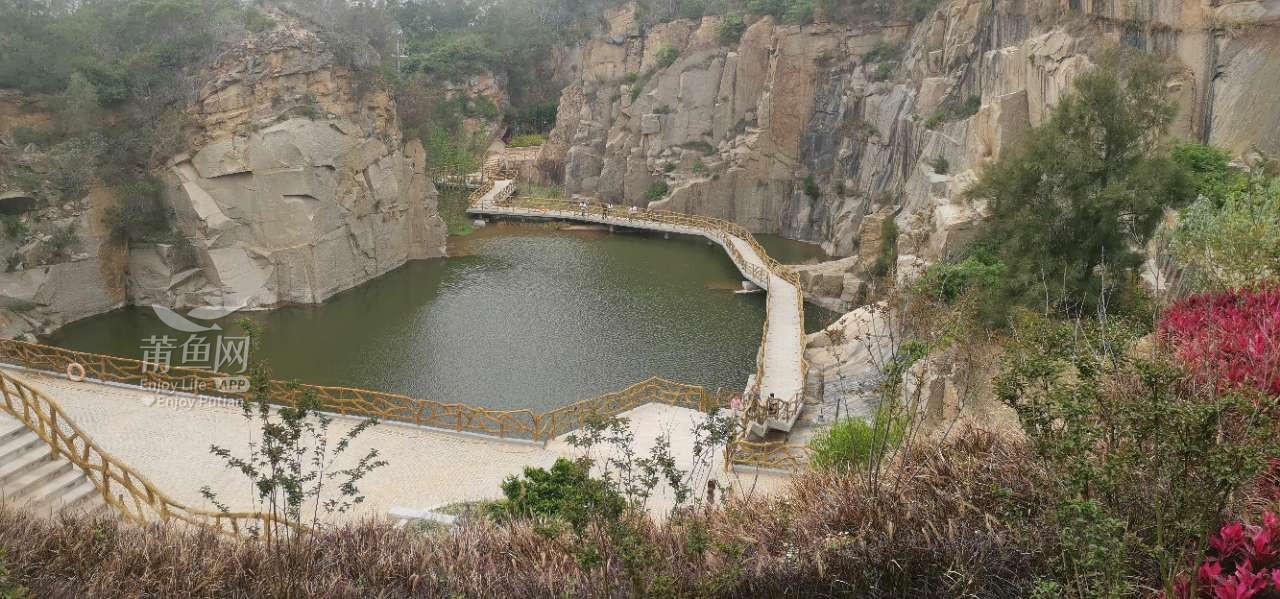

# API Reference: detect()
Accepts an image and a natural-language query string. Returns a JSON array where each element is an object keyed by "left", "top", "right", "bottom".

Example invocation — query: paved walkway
[
  {"left": 468, "top": 183, "right": 807, "bottom": 434},
  {"left": 7, "top": 368, "right": 789, "bottom": 523}
]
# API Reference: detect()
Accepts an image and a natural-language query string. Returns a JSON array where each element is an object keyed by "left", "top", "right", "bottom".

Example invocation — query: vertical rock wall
[{"left": 540, "top": 0, "right": 1280, "bottom": 276}]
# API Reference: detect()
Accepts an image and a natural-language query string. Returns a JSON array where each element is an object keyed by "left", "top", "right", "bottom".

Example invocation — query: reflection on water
[{"left": 47, "top": 224, "right": 777, "bottom": 412}]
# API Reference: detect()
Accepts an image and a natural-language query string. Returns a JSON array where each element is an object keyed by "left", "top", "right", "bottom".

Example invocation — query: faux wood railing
[{"left": 0, "top": 369, "right": 289, "bottom": 538}]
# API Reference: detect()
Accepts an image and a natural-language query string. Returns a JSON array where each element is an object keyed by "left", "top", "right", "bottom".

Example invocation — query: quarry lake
[{"left": 45, "top": 224, "right": 834, "bottom": 412}]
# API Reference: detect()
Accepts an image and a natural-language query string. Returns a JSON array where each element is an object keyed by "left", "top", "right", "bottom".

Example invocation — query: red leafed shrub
[
  {"left": 1168, "top": 512, "right": 1280, "bottom": 599},
  {"left": 1158, "top": 286, "right": 1280, "bottom": 396}
]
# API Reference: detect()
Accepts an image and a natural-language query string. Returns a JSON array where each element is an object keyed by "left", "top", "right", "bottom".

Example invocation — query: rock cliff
[
  {"left": 156, "top": 24, "right": 447, "bottom": 309},
  {"left": 0, "top": 19, "right": 448, "bottom": 335},
  {"left": 540, "top": 0, "right": 1280, "bottom": 305}
]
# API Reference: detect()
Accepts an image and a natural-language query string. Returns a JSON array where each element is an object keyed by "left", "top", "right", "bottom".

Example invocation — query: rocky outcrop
[
  {"left": 0, "top": 18, "right": 448, "bottom": 336},
  {"left": 541, "top": 0, "right": 1280, "bottom": 286},
  {"left": 152, "top": 23, "right": 448, "bottom": 310}
]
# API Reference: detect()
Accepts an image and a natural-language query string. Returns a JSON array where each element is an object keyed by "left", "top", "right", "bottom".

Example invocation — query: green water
[{"left": 45, "top": 224, "right": 846, "bottom": 412}]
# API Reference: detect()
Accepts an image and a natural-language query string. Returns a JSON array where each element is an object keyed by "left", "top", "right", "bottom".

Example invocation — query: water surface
[{"left": 47, "top": 224, "right": 778, "bottom": 412}]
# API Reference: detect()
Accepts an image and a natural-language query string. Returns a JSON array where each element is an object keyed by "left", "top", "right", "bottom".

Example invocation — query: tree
[
  {"left": 58, "top": 72, "right": 101, "bottom": 136},
  {"left": 966, "top": 51, "right": 1194, "bottom": 314}
]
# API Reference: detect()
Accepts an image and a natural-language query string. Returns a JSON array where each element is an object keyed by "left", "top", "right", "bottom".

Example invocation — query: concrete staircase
[{"left": 0, "top": 412, "right": 107, "bottom": 517}]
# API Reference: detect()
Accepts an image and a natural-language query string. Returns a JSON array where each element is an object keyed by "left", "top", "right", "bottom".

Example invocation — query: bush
[
  {"left": 718, "top": 13, "right": 746, "bottom": 45},
  {"left": 691, "top": 159, "right": 708, "bottom": 175},
  {"left": 1166, "top": 512, "right": 1280, "bottom": 599},
  {"left": 662, "top": 161, "right": 676, "bottom": 173},
  {"left": 656, "top": 45, "right": 678, "bottom": 68},
  {"left": 916, "top": 252, "right": 1006, "bottom": 304},
  {"left": 645, "top": 181, "right": 670, "bottom": 201},
  {"left": 996, "top": 311, "right": 1280, "bottom": 594},
  {"left": 48, "top": 223, "right": 79, "bottom": 256},
  {"left": 0, "top": 215, "right": 27, "bottom": 240},
  {"left": 802, "top": 175, "right": 820, "bottom": 199},
  {"left": 872, "top": 62, "right": 894, "bottom": 82},
  {"left": 1158, "top": 286, "right": 1280, "bottom": 396},
  {"left": 928, "top": 156, "right": 949, "bottom": 174},
  {"left": 652, "top": 104, "right": 672, "bottom": 114},
  {"left": 507, "top": 133, "right": 545, "bottom": 148},
  {"left": 1170, "top": 142, "right": 1235, "bottom": 202},
  {"left": 1170, "top": 170, "right": 1279, "bottom": 291},
  {"left": 488, "top": 458, "right": 625, "bottom": 532},
  {"left": 869, "top": 216, "right": 898, "bottom": 278},
  {"left": 104, "top": 177, "right": 170, "bottom": 242},
  {"left": 911, "top": 0, "right": 943, "bottom": 20},
  {"left": 808, "top": 410, "right": 907, "bottom": 471}
]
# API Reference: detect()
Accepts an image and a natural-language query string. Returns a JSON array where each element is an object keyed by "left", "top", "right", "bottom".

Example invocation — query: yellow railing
[
  {"left": 0, "top": 369, "right": 291, "bottom": 538},
  {"left": 0, "top": 339, "right": 729, "bottom": 444},
  {"left": 723, "top": 440, "right": 812, "bottom": 471}
]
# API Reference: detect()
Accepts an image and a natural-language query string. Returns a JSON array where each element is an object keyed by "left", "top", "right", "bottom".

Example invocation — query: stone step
[
  {"left": 6, "top": 457, "right": 72, "bottom": 499},
  {"left": 0, "top": 430, "right": 43, "bottom": 470},
  {"left": 0, "top": 418, "right": 27, "bottom": 445},
  {"left": 25, "top": 466, "right": 85, "bottom": 506},
  {"left": 0, "top": 439, "right": 48, "bottom": 483}
]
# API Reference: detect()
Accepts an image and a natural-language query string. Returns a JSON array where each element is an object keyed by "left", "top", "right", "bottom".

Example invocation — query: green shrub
[
  {"left": 928, "top": 156, "right": 949, "bottom": 174},
  {"left": 48, "top": 223, "right": 79, "bottom": 255},
  {"left": 911, "top": 0, "right": 943, "bottom": 20},
  {"left": 622, "top": 72, "right": 639, "bottom": 85},
  {"left": 1170, "top": 142, "right": 1235, "bottom": 202},
  {"left": 869, "top": 216, "right": 898, "bottom": 278},
  {"left": 995, "top": 311, "right": 1280, "bottom": 594},
  {"left": 916, "top": 252, "right": 1006, "bottom": 304},
  {"left": 0, "top": 215, "right": 27, "bottom": 240},
  {"left": 872, "top": 62, "right": 894, "bottom": 82},
  {"left": 488, "top": 458, "right": 625, "bottom": 532},
  {"left": 691, "top": 159, "right": 708, "bottom": 175},
  {"left": 718, "top": 13, "right": 746, "bottom": 45},
  {"left": 656, "top": 45, "right": 678, "bottom": 68},
  {"left": 242, "top": 8, "right": 274, "bottom": 33},
  {"left": 808, "top": 408, "right": 907, "bottom": 471},
  {"left": 10, "top": 126, "right": 57, "bottom": 147},
  {"left": 1170, "top": 169, "right": 1279, "bottom": 291},
  {"left": 802, "top": 175, "right": 820, "bottom": 200},
  {"left": 507, "top": 133, "right": 545, "bottom": 148},
  {"left": 678, "top": 0, "right": 706, "bottom": 20},
  {"left": 923, "top": 111, "right": 945, "bottom": 129},
  {"left": 652, "top": 104, "right": 672, "bottom": 114},
  {"left": 645, "top": 181, "right": 669, "bottom": 201},
  {"left": 104, "top": 177, "right": 170, "bottom": 242},
  {"left": 863, "top": 43, "right": 904, "bottom": 64}
]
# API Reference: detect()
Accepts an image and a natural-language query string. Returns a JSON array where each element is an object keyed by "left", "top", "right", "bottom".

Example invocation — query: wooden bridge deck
[{"left": 467, "top": 181, "right": 807, "bottom": 436}]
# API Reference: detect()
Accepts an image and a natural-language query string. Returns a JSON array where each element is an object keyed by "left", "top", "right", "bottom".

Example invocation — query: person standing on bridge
[
  {"left": 579, "top": 201, "right": 587, "bottom": 216},
  {"left": 766, "top": 392, "right": 780, "bottom": 417},
  {"left": 601, "top": 203, "right": 609, "bottom": 217}
]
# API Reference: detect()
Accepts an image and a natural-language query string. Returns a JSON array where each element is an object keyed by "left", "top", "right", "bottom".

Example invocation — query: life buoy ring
[{"left": 65, "top": 362, "right": 85, "bottom": 382}]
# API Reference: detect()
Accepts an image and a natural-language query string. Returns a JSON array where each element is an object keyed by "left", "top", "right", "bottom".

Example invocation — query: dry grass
[{"left": 0, "top": 430, "right": 1051, "bottom": 598}]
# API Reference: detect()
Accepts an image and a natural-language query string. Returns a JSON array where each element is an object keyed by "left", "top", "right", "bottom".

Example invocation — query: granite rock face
[
  {"left": 0, "top": 19, "right": 447, "bottom": 336},
  {"left": 540, "top": 0, "right": 1280, "bottom": 303},
  {"left": 159, "top": 23, "right": 446, "bottom": 310}
]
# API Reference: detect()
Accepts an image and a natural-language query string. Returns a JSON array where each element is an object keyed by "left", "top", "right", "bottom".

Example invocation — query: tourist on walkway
[
  {"left": 579, "top": 201, "right": 587, "bottom": 216},
  {"left": 602, "top": 204, "right": 609, "bottom": 217}
]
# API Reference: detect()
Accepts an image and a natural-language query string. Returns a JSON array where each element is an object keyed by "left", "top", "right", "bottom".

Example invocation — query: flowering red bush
[
  {"left": 1169, "top": 512, "right": 1280, "bottom": 599},
  {"left": 1158, "top": 287, "right": 1280, "bottom": 396}
]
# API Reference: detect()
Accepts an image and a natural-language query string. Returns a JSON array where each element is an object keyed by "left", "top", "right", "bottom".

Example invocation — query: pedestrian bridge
[{"left": 467, "top": 180, "right": 808, "bottom": 436}]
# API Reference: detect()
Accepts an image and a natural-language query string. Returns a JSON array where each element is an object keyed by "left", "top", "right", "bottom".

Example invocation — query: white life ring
[{"left": 65, "top": 362, "right": 86, "bottom": 382}]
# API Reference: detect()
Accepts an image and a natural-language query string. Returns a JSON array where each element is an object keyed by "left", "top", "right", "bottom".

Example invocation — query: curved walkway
[
  {"left": 468, "top": 182, "right": 807, "bottom": 435},
  {"left": 3, "top": 367, "right": 790, "bottom": 523}
]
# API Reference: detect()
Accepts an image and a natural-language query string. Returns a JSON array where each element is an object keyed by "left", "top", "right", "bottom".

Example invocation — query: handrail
[
  {"left": 0, "top": 369, "right": 291, "bottom": 538},
  {"left": 0, "top": 339, "right": 726, "bottom": 443}
]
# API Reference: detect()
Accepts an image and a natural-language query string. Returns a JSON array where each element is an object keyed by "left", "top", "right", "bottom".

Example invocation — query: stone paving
[{"left": 7, "top": 368, "right": 790, "bottom": 523}]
